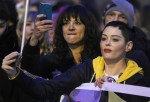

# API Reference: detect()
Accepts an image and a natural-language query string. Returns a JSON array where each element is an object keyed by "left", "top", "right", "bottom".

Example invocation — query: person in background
[
  {"left": 40, "top": 1, "right": 72, "bottom": 55},
  {"left": 140, "top": 4, "right": 150, "bottom": 60},
  {"left": 0, "top": 0, "right": 41, "bottom": 102},
  {"left": 2, "top": 21, "right": 150, "bottom": 102},
  {"left": 15, "top": 0, "right": 25, "bottom": 20},
  {"left": 102, "top": 0, "right": 150, "bottom": 82},
  {"left": 29, "top": 1, "right": 40, "bottom": 12},
  {"left": 21, "top": 4, "right": 100, "bottom": 78},
  {"left": 0, "top": 0, "right": 19, "bottom": 64},
  {"left": 72, "top": 0, "right": 101, "bottom": 26},
  {"left": 40, "top": 30, "right": 55, "bottom": 55},
  {"left": 20, "top": 5, "right": 100, "bottom": 101},
  {"left": 17, "top": 11, "right": 37, "bottom": 47},
  {"left": 0, "top": 0, "right": 19, "bottom": 102},
  {"left": 17, "top": 10, "right": 53, "bottom": 55},
  {"left": 4, "top": 0, "right": 18, "bottom": 29}
]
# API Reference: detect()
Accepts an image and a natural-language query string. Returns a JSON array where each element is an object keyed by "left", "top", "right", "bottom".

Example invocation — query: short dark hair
[{"left": 103, "top": 21, "right": 133, "bottom": 43}]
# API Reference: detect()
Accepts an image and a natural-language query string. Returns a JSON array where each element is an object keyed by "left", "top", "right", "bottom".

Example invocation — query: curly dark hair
[{"left": 53, "top": 5, "right": 101, "bottom": 60}]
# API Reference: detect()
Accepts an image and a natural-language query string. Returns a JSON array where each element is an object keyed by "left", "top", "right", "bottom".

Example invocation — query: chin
[
  {"left": 103, "top": 55, "right": 113, "bottom": 60},
  {"left": 104, "top": 57, "right": 112, "bottom": 60},
  {"left": 68, "top": 42, "right": 76, "bottom": 45}
]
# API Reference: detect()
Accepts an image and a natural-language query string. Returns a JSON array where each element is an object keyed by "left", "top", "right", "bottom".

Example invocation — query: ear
[{"left": 125, "top": 41, "right": 133, "bottom": 52}]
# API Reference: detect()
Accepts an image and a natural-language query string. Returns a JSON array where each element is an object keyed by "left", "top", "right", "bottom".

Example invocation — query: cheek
[
  {"left": 105, "top": 16, "right": 113, "bottom": 24},
  {"left": 100, "top": 42, "right": 104, "bottom": 52},
  {"left": 79, "top": 29, "right": 85, "bottom": 39},
  {"left": 25, "top": 27, "right": 31, "bottom": 32},
  {"left": 119, "top": 19, "right": 128, "bottom": 24},
  {"left": 62, "top": 27, "right": 67, "bottom": 37},
  {"left": 114, "top": 44, "right": 126, "bottom": 54},
  {"left": 62, "top": 25, "right": 68, "bottom": 32},
  {"left": 100, "top": 40, "right": 106, "bottom": 48},
  {"left": 62, "top": 32, "right": 68, "bottom": 42},
  {"left": 25, "top": 34, "right": 30, "bottom": 39}
]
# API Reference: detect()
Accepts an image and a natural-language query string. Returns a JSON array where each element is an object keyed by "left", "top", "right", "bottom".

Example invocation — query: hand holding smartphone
[{"left": 38, "top": 3, "right": 52, "bottom": 21}]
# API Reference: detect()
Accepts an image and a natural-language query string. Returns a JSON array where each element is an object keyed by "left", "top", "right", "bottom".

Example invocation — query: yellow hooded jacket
[{"left": 93, "top": 56, "right": 143, "bottom": 83}]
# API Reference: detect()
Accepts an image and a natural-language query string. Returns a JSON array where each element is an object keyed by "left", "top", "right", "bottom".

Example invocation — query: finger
[
  {"left": 41, "top": 20, "right": 53, "bottom": 25},
  {"left": 95, "top": 79, "right": 101, "bottom": 86},
  {"left": 1, "top": 65, "right": 17, "bottom": 77},
  {"left": 37, "top": 25, "right": 53, "bottom": 30},
  {"left": 36, "top": 27, "right": 53, "bottom": 33},
  {"left": 36, "top": 20, "right": 53, "bottom": 27},
  {"left": 101, "top": 78, "right": 106, "bottom": 82},
  {"left": 1, "top": 64, "right": 14, "bottom": 71},
  {"left": 3, "top": 59, "right": 16, "bottom": 66},
  {"left": 36, "top": 14, "right": 46, "bottom": 21},
  {"left": 94, "top": 81, "right": 97, "bottom": 87},
  {"left": 4, "top": 52, "right": 19, "bottom": 60},
  {"left": 35, "top": 21, "right": 41, "bottom": 27},
  {"left": 95, "top": 78, "right": 105, "bottom": 88}
]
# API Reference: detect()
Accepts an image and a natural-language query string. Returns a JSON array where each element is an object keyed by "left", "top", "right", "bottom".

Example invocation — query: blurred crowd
[{"left": 15, "top": 0, "right": 150, "bottom": 54}]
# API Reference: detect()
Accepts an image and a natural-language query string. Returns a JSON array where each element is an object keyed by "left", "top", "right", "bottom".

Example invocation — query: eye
[
  {"left": 101, "top": 37, "right": 107, "bottom": 41},
  {"left": 120, "top": 15, "right": 127, "bottom": 20},
  {"left": 112, "top": 38, "right": 119, "bottom": 42},
  {"left": 75, "top": 20, "right": 82, "bottom": 25},
  {"left": 63, "top": 19, "right": 69, "bottom": 25}
]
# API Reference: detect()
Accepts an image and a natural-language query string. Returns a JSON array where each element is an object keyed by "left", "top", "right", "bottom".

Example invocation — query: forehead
[
  {"left": 103, "top": 26, "right": 122, "bottom": 36},
  {"left": 107, "top": 11, "right": 125, "bottom": 16},
  {"left": 63, "top": 15, "right": 81, "bottom": 20},
  {"left": 62, "top": 10, "right": 82, "bottom": 20}
]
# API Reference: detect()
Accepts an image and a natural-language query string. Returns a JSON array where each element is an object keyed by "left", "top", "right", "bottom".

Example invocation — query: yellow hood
[{"left": 93, "top": 56, "right": 143, "bottom": 83}]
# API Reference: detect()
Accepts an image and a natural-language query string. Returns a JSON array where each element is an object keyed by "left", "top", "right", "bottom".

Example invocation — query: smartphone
[
  {"left": 38, "top": 3, "right": 52, "bottom": 21},
  {"left": 10, "top": 55, "right": 22, "bottom": 69}
]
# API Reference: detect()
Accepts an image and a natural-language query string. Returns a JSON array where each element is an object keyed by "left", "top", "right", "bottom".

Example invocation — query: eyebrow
[{"left": 102, "top": 34, "right": 122, "bottom": 38}]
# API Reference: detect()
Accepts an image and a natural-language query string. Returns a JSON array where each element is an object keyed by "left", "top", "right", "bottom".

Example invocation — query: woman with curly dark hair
[
  {"left": 20, "top": 5, "right": 100, "bottom": 101},
  {"left": 21, "top": 4, "right": 100, "bottom": 80}
]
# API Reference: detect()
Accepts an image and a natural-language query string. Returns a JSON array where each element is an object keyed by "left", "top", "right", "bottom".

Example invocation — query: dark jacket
[
  {"left": 126, "top": 26, "right": 150, "bottom": 82},
  {"left": 20, "top": 41, "right": 90, "bottom": 102},
  {"left": 0, "top": 26, "right": 19, "bottom": 65},
  {"left": 21, "top": 41, "right": 89, "bottom": 79},
  {"left": 13, "top": 58, "right": 150, "bottom": 102},
  {"left": 0, "top": 27, "right": 38, "bottom": 102}
]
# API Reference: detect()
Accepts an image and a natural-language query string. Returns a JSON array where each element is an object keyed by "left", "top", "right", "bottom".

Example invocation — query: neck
[
  {"left": 69, "top": 45, "right": 84, "bottom": 64},
  {"left": 68, "top": 39, "right": 84, "bottom": 49},
  {"left": 104, "top": 58, "right": 126, "bottom": 76}
]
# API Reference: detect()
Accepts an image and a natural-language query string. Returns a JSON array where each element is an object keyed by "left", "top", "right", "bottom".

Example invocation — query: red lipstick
[{"left": 104, "top": 48, "right": 112, "bottom": 53}]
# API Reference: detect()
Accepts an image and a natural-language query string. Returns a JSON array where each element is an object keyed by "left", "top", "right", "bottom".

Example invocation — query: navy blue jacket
[{"left": 13, "top": 60, "right": 150, "bottom": 102}]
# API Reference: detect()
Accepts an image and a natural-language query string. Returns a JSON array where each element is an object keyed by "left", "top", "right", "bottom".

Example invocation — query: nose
[
  {"left": 31, "top": 22, "right": 35, "bottom": 30},
  {"left": 113, "top": 15, "right": 119, "bottom": 21},
  {"left": 68, "top": 23, "right": 75, "bottom": 31},
  {"left": 105, "top": 39, "right": 111, "bottom": 46}
]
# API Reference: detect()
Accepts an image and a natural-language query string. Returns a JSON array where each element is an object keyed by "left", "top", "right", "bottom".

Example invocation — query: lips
[
  {"left": 104, "top": 48, "right": 112, "bottom": 53},
  {"left": 68, "top": 33, "right": 76, "bottom": 35}
]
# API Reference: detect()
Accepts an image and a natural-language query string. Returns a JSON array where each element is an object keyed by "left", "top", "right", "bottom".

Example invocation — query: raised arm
[
  {"left": 1, "top": 52, "right": 94, "bottom": 99},
  {"left": 30, "top": 14, "right": 53, "bottom": 46},
  {"left": 21, "top": 14, "right": 55, "bottom": 78}
]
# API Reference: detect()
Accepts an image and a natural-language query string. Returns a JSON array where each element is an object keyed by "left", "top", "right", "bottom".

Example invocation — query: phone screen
[{"left": 38, "top": 3, "right": 52, "bottom": 20}]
